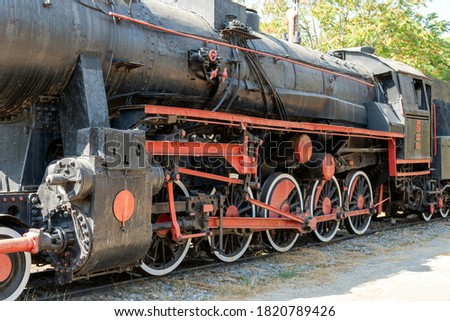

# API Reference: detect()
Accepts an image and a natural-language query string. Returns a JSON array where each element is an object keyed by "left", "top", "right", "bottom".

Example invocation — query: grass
[{"left": 277, "top": 270, "right": 297, "bottom": 279}]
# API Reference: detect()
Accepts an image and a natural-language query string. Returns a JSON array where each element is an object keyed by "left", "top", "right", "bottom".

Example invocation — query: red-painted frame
[
  {"left": 146, "top": 139, "right": 258, "bottom": 175},
  {"left": 145, "top": 105, "right": 404, "bottom": 140},
  {"left": 144, "top": 105, "right": 432, "bottom": 242},
  {"left": 388, "top": 138, "right": 431, "bottom": 177}
]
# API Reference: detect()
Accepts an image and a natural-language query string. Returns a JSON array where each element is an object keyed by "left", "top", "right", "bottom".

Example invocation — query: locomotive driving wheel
[
  {"left": 439, "top": 207, "right": 449, "bottom": 219},
  {"left": 438, "top": 194, "right": 449, "bottom": 218},
  {"left": 420, "top": 210, "right": 433, "bottom": 222},
  {"left": 344, "top": 171, "right": 373, "bottom": 235},
  {"left": 139, "top": 181, "right": 191, "bottom": 276},
  {"left": 0, "top": 226, "right": 31, "bottom": 301},
  {"left": 310, "top": 176, "right": 342, "bottom": 242},
  {"left": 261, "top": 173, "right": 303, "bottom": 252},
  {"left": 208, "top": 181, "right": 256, "bottom": 262}
]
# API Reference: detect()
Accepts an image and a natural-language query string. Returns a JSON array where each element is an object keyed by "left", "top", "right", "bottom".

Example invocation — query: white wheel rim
[
  {"left": 311, "top": 176, "right": 342, "bottom": 242},
  {"left": 422, "top": 212, "right": 432, "bottom": 222},
  {"left": 0, "top": 227, "right": 31, "bottom": 301},
  {"left": 440, "top": 208, "right": 449, "bottom": 218},
  {"left": 264, "top": 173, "right": 303, "bottom": 252}
]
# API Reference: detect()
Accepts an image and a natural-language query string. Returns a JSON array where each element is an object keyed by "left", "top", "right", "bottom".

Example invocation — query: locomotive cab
[
  {"left": 334, "top": 47, "right": 450, "bottom": 220},
  {"left": 333, "top": 48, "right": 432, "bottom": 162}
]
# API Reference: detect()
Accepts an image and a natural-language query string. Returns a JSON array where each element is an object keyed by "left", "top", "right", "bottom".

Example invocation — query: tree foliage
[
  {"left": 258, "top": 0, "right": 450, "bottom": 81},
  {"left": 259, "top": 0, "right": 290, "bottom": 37}
]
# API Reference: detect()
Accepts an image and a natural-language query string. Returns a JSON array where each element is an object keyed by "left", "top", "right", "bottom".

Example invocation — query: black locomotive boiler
[{"left": 0, "top": 0, "right": 449, "bottom": 300}]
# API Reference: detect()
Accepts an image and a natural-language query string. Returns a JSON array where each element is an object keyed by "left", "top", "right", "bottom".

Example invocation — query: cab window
[{"left": 414, "top": 79, "right": 428, "bottom": 111}]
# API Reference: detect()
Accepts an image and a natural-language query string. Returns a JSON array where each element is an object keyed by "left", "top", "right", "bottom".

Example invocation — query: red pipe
[
  {"left": 378, "top": 184, "right": 384, "bottom": 214},
  {"left": 0, "top": 232, "right": 39, "bottom": 255}
]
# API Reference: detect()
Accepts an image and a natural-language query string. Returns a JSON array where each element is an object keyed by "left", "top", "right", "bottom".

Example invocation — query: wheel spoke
[
  {"left": 330, "top": 196, "right": 340, "bottom": 204},
  {"left": 161, "top": 239, "right": 167, "bottom": 265},
  {"left": 230, "top": 186, "right": 235, "bottom": 205},
  {"left": 318, "top": 222, "right": 325, "bottom": 235},
  {"left": 329, "top": 185, "right": 336, "bottom": 197},
  {"left": 287, "top": 190, "right": 296, "bottom": 204},
  {"left": 361, "top": 185, "right": 368, "bottom": 197},
  {"left": 312, "top": 177, "right": 341, "bottom": 242},
  {"left": 325, "top": 181, "right": 331, "bottom": 195},
  {"left": 224, "top": 234, "right": 230, "bottom": 254},
  {"left": 238, "top": 205, "right": 252, "bottom": 214},
  {"left": 357, "top": 179, "right": 364, "bottom": 192}
]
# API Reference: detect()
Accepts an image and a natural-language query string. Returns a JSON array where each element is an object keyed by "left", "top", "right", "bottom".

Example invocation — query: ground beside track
[
  {"left": 78, "top": 218, "right": 450, "bottom": 301},
  {"left": 254, "top": 220, "right": 450, "bottom": 301}
]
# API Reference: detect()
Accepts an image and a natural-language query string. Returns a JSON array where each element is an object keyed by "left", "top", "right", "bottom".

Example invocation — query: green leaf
[{"left": 258, "top": 0, "right": 450, "bottom": 81}]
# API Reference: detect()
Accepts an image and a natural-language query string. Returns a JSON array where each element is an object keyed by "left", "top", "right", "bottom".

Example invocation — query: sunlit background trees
[{"left": 234, "top": 0, "right": 450, "bottom": 81}]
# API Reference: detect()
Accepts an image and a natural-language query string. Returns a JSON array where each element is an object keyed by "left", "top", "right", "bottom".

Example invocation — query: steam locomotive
[{"left": 1, "top": 0, "right": 449, "bottom": 300}]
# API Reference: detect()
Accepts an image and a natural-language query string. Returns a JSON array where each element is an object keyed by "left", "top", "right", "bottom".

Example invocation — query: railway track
[{"left": 19, "top": 216, "right": 445, "bottom": 301}]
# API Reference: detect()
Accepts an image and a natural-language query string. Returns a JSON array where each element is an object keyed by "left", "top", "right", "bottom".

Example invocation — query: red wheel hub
[
  {"left": 226, "top": 205, "right": 239, "bottom": 217},
  {"left": 322, "top": 153, "right": 335, "bottom": 181},
  {"left": 156, "top": 214, "right": 171, "bottom": 236},
  {"left": 322, "top": 197, "right": 332, "bottom": 215},
  {"left": 0, "top": 253, "right": 12, "bottom": 283},
  {"left": 357, "top": 195, "right": 365, "bottom": 209},
  {"left": 438, "top": 197, "right": 444, "bottom": 209}
]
